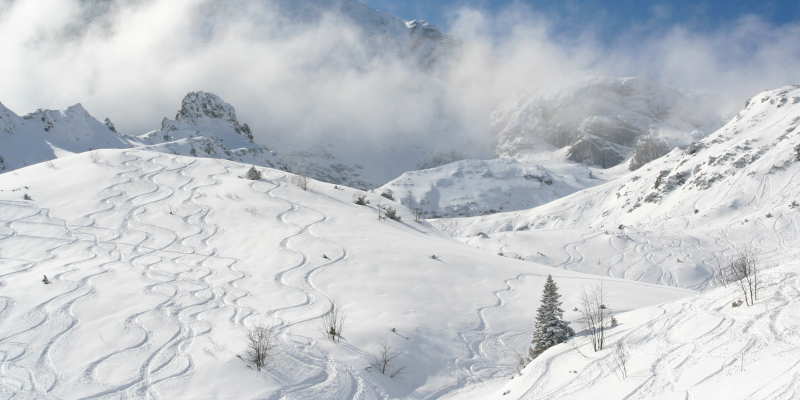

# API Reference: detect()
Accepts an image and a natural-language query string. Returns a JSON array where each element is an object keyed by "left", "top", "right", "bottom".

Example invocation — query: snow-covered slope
[
  {"left": 445, "top": 261, "right": 800, "bottom": 400},
  {"left": 0, "top": 149, "right": 688, "bottom": 399},
  {"left": 0, "top": 102, "right": 128, "bottom": 172},
  {"left": 494, "top": 77, "right": 721, "bottom": 169},
  {"left": 438, "top": 86, "right": 800, "bottom": 289},
  {"left": 379, "top": 158, "right": 602, "bottom": 218}
]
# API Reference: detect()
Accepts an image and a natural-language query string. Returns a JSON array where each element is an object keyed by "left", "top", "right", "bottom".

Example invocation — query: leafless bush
[
  {"left": 369, "top": 342, "right": 405, "bottom": 378},
  {"left": 291, "top": 174, "right": 309, "bottom": 191},
  {"left": 413, "top": 207, "right": 425, "bottom": 222},
  {"left": 354, "top": 194, "right": 370, "bottom": 206},
  {"left": 513, "top": 349, "right": 530, "bottom": 376},
  {"left": 381, "top": 189, "right": 395, "bottom": 201},
  {"left": 613, "top": 341, "right": 629, "bottom": 380},
  {"left": 381, "top": 206, "right": 401, "bottom": 221},
  {"left": 246, "top": 326, "right": 273, "bottom": 371},
  {"left": 728, "top": 250, "right": 759, "bottom": 306},
  {"left": 580, "top": 284, "right": 611, "bottom": 352},
  {"left": 712, "top": 257, "right": 730, "bottom": 288},
  {"left": 322, "top": 301, "right": 345, "bottom": 342}
]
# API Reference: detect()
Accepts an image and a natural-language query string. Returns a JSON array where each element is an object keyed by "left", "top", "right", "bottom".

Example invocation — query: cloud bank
[{"left": 1, "top": 0, "right": 798, "bottom": 163}]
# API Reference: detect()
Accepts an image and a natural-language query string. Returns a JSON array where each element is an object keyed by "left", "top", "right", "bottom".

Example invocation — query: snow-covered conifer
[
  {"left": 246, "top": 166, "right": 262, "bottom": 180},
  {"left": 529, "top": 275, "right": 574, "bottom": 359}
]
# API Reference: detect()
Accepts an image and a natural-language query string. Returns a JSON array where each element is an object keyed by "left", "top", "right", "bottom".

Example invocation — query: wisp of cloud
[{"left": 1, "top": 0, "right": 798, "bottom": 172}]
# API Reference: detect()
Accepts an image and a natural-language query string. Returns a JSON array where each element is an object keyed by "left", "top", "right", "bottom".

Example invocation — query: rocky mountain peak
[
  {"left": 176, "top": 91, "right": 238, "bottom": 122},
  {"left": 174, "top": 91, "right": 253, "bottom": 141}
]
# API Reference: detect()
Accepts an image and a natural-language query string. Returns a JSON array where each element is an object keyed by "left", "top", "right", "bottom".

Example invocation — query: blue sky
[{"left": 364, "top": 0, "right": 800, "bottom": 39}]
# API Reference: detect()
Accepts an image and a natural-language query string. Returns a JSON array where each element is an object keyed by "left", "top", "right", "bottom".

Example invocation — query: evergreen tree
[
  {"left": 246, "top": 166, "right": 262, "bottom": 180},
  {"left": 529, "top": 275, "right": 574, "bottom": 359}
]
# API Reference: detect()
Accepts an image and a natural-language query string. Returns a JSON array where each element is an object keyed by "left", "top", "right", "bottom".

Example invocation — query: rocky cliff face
[
  {"left": 494, "top": 77, "right": 721, "bottom": 169},
  {"left": 174, "top": 92, "right": 253, "bottom": 142}
]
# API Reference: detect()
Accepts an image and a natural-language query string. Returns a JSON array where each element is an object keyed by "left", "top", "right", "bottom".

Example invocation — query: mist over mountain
[{"left": 2, "top": 0, "right": 799, "bottom": 183}]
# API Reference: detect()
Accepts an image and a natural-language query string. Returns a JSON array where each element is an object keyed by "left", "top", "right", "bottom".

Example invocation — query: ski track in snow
[
  {"left": 494, "top": 269, "right": 800, "bottom": 400},
  {"left": 250, "top": 174, "right": 388, "bottom": 400},
  {"left": 0, "top": 154, "right": 387, "bottom": 400}
]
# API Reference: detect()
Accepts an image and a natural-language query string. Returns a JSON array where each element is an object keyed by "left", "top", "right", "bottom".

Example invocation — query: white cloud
[{"left": 1, "top": 0, "right": 798, "bottom": 163}]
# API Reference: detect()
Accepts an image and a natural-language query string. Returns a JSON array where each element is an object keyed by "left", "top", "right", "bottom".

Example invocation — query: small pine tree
[
  {"left": 246, "top": 166, "right": 262, "bottom": 180},
  {"left": 529, "top": 275, "right": 574, "bottom": 359}
]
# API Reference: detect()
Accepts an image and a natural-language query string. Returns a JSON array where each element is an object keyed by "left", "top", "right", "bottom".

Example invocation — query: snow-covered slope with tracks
[
  {"left": 444, "top": 262, "right": 800, "bottom": 400},
  {"left": 0, "top": 149, "right": 687, "bottom": 399},
  {"left": 438, "top": 85, "right": 800, "bottom": 289}
]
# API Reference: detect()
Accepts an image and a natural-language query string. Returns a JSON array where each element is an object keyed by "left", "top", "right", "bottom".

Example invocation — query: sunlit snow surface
[{"left": 0, "top": 150, "right": 686, "bottom": 399}]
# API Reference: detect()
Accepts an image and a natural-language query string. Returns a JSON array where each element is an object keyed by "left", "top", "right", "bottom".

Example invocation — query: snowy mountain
[
  {"left": 134, "top": 91, "right": 373, "bottom": 189},
  {"left": 0, "top": 101, "right": 128, "bottom": 173},
  {"left": 437, "top": 85, "right": 800, "bottom": 289},
  {"left": 0, "top": 149, "right": 688, "bottom": 399},
  {"left": 379, "top": 158, "right": 602, "bottom": 218},
  {"left": 0, "top": 92, "right": 374, "bottom": 189},
  {"left": 493, "top": 77, "right": 721, "bottom": 169}
]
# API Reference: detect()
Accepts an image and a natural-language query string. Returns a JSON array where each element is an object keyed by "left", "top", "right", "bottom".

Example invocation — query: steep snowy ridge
[
  {"left": 22, "top": 104, "right": 130, "bottom": 152},
  {"left": 438, "top": 85, "right": 800, "bottom": 289},
  {"left": 0, "top": 101, "right": 128, "bottom": 172},
  {"left": 379, "top": 158, "right": 602, "bottom": 218},
  {"left": 0, "top": 149, "right": 687, "bottom": 399},
  {"left": 494, "top": 77, "right": 721, "bottom": 169},
  {"left": 0, "top": 92, "right": 373, "bottom": 189}
]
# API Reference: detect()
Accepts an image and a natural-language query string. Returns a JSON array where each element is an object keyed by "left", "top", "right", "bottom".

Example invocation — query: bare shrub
[
  {"left": 712, "top": 257, "right": 730, "bottom": 288},
  {"left": 354, "top": 194, "right": 370, "bottom": 206},
  {"left": 381, "top": 206, "right": 401, "bottom": 221},
  {"left": 291, "top": 174, "right": 309, "bottom": 191},
  {"left": 580, "top": 284, "right": 611, "bottom": 352},
  {"left": 246, "top": 326, "right": 273, "bottom": 371},
  {"left": 413, "top": 207, "right": 425, "bottom": 222},
  {"left": 613, "top": 341, "right": 629, "bottom": 380},
  {"left": 323, "top": 301, "right": 345, "bottom": 342},
  {"left": 512, "top": 349, "right": 530, "bottom": 376},
  {"left": 381, "top": 189, "right": 395, "bottom": 201},
  {"left": 369, "top": 342, "right": 405, "bottom": 378},
  {"left": 728, "top": 250, "right": 759, "bottom": 306}
]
